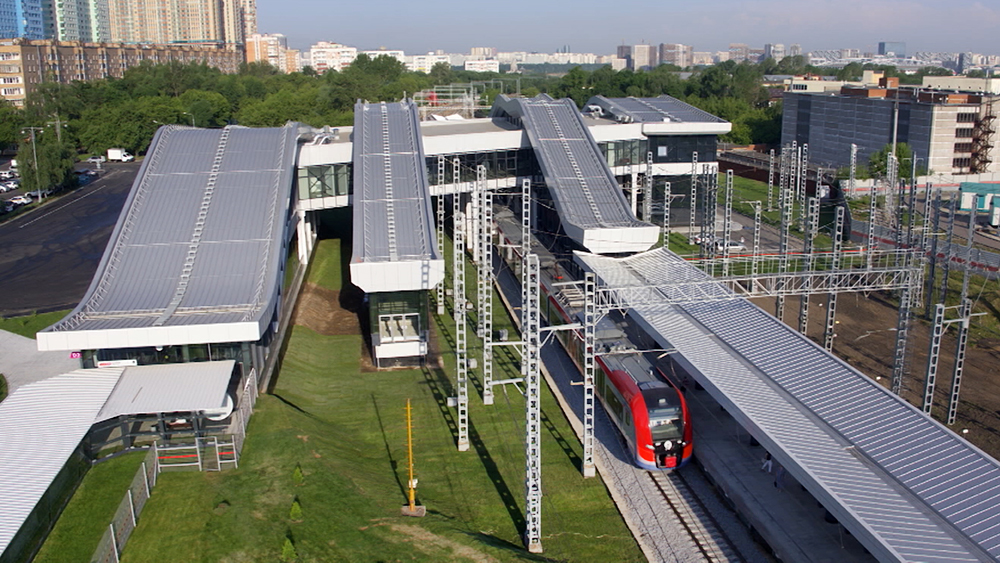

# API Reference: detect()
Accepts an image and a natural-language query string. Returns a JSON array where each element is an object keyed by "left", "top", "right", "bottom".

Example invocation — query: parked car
[
  {"left": 8, "top": 195, "right": 32, "bottom": 205},
  {"left": 715, "top": 240, "right": 747, "bottom": 253},
  {"left": 86, "top": 155, "right": 106, "bottom": 164}
]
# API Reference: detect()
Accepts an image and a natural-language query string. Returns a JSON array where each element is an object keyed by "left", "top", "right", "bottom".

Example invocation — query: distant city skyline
[{"left": 258, "top": 0, "right": 1000, "bottom": 56}]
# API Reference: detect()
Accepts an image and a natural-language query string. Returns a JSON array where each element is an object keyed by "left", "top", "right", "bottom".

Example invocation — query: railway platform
[{"left": 685, "top": 384, "right": 876, "bottom": 562}]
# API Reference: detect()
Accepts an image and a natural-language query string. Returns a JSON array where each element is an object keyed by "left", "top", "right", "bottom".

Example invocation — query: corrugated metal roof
[
  {"left": 351, "top": 100, "right": 440, "bottom": 265},
  {"left": 589, "top": 95, "right": 728, "bottom": 124},
  {"left": 40, "top": 124, "right": 298, "bottom": 340},
  {"left": 96, "top": 361, "right": 234, "bottom": 420},
  {"left": 493, "top": 95, "right": 656, "bottom": 253},
  {"left": 578, "top": 247, "right": 1000, "bottom": 562},
  {"left": 0, "top": 369, "right": 123, "bottom": 555}
]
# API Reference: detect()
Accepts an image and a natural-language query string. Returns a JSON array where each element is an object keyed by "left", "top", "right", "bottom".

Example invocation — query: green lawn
[
  {"left": 33, "top": 452, "right": 147, "bottom": 563},
  {"left": 107, "top": 237, "right": 642, "bottom": 562},
  {"left": 0, "top": 310, "right": 71, "bottom": 339}
]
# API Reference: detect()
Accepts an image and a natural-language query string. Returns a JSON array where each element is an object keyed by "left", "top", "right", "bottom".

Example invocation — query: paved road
[{"left": 0, "top": 162, "right": 138, "bottom": 316}]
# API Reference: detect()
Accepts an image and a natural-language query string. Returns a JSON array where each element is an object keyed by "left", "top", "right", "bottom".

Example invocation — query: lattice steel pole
[
  {"left": 849, "top": 143, "right": 857, "bottom": 200},
  {"left": 478, "top": 165, "right": 495, "bottom": 405},
  {"left": 722, "top": 170, "right": 734, "bottom": 276},
  {"left": 798, "top": 197, "right": 820, "bottom": 334},
  {"left": 628, "top": 163, "right": 638, "bottom": 217},
  {"left": 961, "top": 206, "right": 976, "bottom": 303},
  {"left": 582, "top": 272, "right": 596, "bottom": 478},
  {"left": 436, "top": 157, "right": 446, "bottom": 315},
  {"left": 890, "top": 268, "right": 916, "bottom": 395},
  {"left": 767, "top": 149, "right": 775, "bottom": 211},
  {"left": 947, "top": 298, "right": 973, "bottom": 426},
  {"left": 752, "top": 201, "right": 762, "bottom": 278},
  {"left": 662, "top": 181, "right": 672, "bottom": 245},
  {"left": 643, "top": 151, "right": 653, "bottom": 222},
  {"left": 925, "top": 189, "right": 942, "bottom": 317},
  {"left": 452, "top": 158, "right": 462, "bottom": 316},
  {"left": 523, "top": 252, "right": 543, "bottom": 554},
  {"left": 689, "top": 152, "right": 698, "bottom": 241},
  {"left": 867, "top": 180, "right": 878, "bottom": 270},
  {"left": 941, "top": 198, "right": 957, "bottom": 305},
  {"left": 708, "top": 169, "right": 719, "bottom": 261},
  {"left": 922, "top": 303, "right": 946, "bottom": 414},
  {"left": 454, "top": 208, "right": 469, "bottom": 452},
  {"left": 798, "top": 143, "right": 809, "bottom": 233},
  {"left": 777, "top": 147, "right": 792, "bottom": 321},
  {"left": 824, "top": 206, "right": 845, "bottom": 351}
]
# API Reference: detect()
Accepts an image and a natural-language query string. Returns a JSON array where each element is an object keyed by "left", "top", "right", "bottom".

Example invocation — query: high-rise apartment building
[
  {"left": 106, "top": 0, "right": 251, "bottom": 45},
  {"left": 0, "top": 37, "right": 242, "bottom": 106},
  {"left": 659, "top": 43, "right": 692, "bottom": 68},
  {"left": 246, "top": 33, "right": 294, "bottom": 71},
  {"left": 309, "top": 41, "right": 357, "bottom": 73},
  {"left": 728, "top": 43, "right": 749, "bottom": 62},
  {"left": 763, "top": 43, "right": 784, "bottom": 61},
  {"left": 469, "top": 47, "right": 496, "bottom": 58},
  {"left": 631, "top": 44, "right": 657, "bottom": 70},
  {"left": 44, "top": 0, "right": 110, "bottom": 42},
  {"left": 1, "top": 0, "right": 45, "bottom": 39}
]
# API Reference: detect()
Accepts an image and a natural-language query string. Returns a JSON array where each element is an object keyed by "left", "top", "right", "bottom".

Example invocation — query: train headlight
[{"left": 662, "top": 440, "right": 672, "bottom": 450}]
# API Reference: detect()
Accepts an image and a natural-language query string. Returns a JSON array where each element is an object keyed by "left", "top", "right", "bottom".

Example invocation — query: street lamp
[
  {"left": 21, "top": 127, "right": 43, "bottom": 203},
  {"left": 182, "top": 112, "right": 195, "bottom": 127}
]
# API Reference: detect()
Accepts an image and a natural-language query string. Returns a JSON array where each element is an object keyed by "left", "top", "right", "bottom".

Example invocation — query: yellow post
[
  {"left": 401, "top": 398, "right": 425, "bottom": 517},
  {"left": 406, "top": 398, "right": 416, "bottom": 511}
]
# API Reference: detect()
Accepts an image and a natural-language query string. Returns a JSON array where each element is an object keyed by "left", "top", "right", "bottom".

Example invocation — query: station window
[
  {"left": 956, "top": 128, "right": 974, "bottom": 138},
  {"left": 953, "top": 157, "right": 972, "bottom": 169},
  {"left": 957, "top": 113, "right": 978, "bottom": 123},
  {"left": 954, "top": 143, "right": 973, "bottom": 153}
]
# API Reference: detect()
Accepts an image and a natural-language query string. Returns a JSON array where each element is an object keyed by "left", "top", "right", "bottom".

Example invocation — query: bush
[
  {"left": 280, "top": 537, "right": 297, "bottom": 562},
  {"left": 0, "top": 373, "right": 6, "bottom": 403},
  {"left": 292, "top": 464, "right": 304, "bottom": 486},
  {"left": 289, "top": 499, "right": 303, "bottom": 522}
]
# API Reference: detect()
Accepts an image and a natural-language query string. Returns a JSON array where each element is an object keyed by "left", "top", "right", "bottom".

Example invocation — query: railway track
[{"left": 648, "top": 469, "right": 744, "bottom": 563}]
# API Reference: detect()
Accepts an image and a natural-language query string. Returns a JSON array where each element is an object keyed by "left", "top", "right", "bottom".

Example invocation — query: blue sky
[{"left": 257, "top": 0, "right": 1000, "bottom": 56}]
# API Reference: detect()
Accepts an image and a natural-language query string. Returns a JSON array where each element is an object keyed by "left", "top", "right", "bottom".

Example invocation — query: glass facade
[
  {"left": 82, "top": 342, "right": 253, "bottom": 375},
  {"left": 426, "top": 149, "right": 538, "bottom": 184},
  {"left": 646, "top": 135, "right": 718, "bottom": 164},
  {"left": 598, "top": 139, "right": 648, "bottom": 167},
  {"left": 297, "top": 163, "right": 352, "bottom": 200}
]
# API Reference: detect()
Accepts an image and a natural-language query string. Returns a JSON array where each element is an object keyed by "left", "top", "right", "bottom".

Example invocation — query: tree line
[{"left": 0, "top": 54, "right": 953, "bottom": 189}]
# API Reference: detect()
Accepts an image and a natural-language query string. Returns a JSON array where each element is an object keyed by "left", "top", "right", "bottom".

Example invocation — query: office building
[
  {"left": 0, "top": 38, "right": 242, "bottom": 106},
  {"left": 878, "top": 41, "right": 906, "bottom": 58},
  {"left": 781, "top": 78, "right": 997, "bottom": 174}
]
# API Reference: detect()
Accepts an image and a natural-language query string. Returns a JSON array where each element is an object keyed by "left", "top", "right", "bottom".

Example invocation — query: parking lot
[{"left": 0, "top": 160, "right": 139, "bottom": 316}]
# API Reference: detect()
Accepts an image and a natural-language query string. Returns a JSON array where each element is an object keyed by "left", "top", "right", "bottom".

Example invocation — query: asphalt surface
[{"left": 0, "top": 162, "right": 139, "bottom": 316}]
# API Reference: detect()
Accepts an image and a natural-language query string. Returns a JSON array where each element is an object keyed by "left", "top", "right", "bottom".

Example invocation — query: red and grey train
[{"left": 495, "top": 212, "right": 693, "bottom": 470}]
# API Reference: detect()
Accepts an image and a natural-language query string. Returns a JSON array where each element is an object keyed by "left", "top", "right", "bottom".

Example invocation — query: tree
[
  {"left": 17, "top": 126, "right": 76, "bottom": 196},
  {"left": 0, "top": 100, "right": 23, "bottom": 152},
  {"left": 867, "top": 142, "right": 925, "bottom": 178}
]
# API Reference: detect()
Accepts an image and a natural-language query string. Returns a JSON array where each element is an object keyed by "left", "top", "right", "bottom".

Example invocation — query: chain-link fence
[
  {"left": 90, "top": 446, "right": 158, "bottom": 563},
  {"left": 90, "top": 369, "right": 260, "bottom": 562}
]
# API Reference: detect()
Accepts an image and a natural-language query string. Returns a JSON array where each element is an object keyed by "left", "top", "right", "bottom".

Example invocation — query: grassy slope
[
  {"left": 33, "top": 453, "right": 147, "bottom": 563},
  {"left": 113, "top": 238, "right": 641, "bottom": 562},
  {"left": 0, "top": 310, "right": 71, "bottom": 339}
]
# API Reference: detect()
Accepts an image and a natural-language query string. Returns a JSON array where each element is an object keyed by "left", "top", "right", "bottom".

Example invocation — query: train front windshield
[{"left": 649, "top": 407, "right": 683, "bottom": 442}]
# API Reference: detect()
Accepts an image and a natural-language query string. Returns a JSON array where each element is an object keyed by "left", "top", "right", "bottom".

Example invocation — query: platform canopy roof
[
  {"left": 0, "top": 361, "right": 234, "bottom": 558},
  {"left": 38, "top": 124, "right": 300, "bottom": 351}
]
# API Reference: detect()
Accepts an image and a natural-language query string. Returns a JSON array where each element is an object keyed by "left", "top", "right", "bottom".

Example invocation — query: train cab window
[{"left": 649, "top": 406, "right": 683, "bottom": 442}]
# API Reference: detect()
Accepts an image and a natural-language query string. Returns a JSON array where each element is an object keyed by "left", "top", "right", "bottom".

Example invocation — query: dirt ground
[{"left": 752, "top": 292, "right": 1000, "bottom": 460}]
